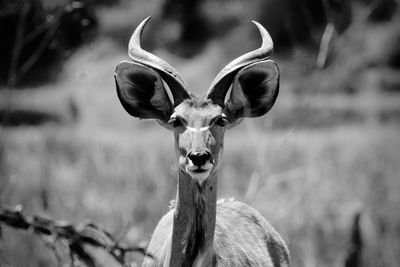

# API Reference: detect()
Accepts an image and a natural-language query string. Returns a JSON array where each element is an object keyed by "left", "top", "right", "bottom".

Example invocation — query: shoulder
[
  {"left": 215, "top": 199, "right": 290, "bottom": 266},
  {"left": 217, "top": 199, "right": 270, "bottom": 228},
  {"left": 142, "top": 209, "right": 174, "bottom": 266},
  {"left": 217, "top": 199, "right": 278, "bottom": 233}
]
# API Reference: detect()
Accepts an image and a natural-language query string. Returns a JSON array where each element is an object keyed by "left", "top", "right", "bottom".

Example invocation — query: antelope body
[{"left": 114, "top": 17, "right": 290, "bottom": 267}]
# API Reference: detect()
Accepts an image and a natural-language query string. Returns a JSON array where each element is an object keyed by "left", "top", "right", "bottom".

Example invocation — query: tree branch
[{"left": 0, "top": 205, "right": 150, "bottom": 266}]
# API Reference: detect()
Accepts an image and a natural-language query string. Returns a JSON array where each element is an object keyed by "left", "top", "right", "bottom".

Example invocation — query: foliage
[{"left": 0, "top": 0, "right": 97, "bottom": 86}]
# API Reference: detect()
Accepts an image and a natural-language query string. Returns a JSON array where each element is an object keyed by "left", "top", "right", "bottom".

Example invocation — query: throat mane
[
  {"left": 183, "top": 183, "right": 207, "bottom": 265},
  {"left": 168, "top": 170, "right": 217, "bottom": 266}
]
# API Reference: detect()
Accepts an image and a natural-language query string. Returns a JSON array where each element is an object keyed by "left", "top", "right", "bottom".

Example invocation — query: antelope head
[{"left": 114, "top": 17, "right": 279, "bottom": 184}]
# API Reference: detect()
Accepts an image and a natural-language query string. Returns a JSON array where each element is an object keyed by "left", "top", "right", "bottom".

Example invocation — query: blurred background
[{"left": 0, "top": 0, "right": 399, "bottom": 266}]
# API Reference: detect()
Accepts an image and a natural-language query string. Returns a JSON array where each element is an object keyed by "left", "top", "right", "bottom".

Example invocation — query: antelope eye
[
  {"left": 168, "top": 117, "right": 186, "bottom": 128},
  {"left": 213, "top": 116, "right": 229, "bottom": 127}
]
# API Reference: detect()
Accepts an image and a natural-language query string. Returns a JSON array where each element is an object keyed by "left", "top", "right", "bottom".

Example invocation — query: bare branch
[
  {"left": 10, "top": 4, "right": 66, "bottom": 84},
  {"left": 317, "top": 22, "right": 336, "bottom": 69},
  {"left": 7, "top": 0, "right": 31, "bottom": 87},
  {"left": 0, "top": 205, "right": 150, "bottom": 266}
]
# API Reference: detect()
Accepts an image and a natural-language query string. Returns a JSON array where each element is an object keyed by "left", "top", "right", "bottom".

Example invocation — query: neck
[{"left": 168, "top": 169, "right": 217, "bottom": 267}]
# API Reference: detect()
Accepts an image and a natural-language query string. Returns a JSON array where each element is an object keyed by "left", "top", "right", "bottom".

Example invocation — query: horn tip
[
  {"left": 129, "top": 17, "right": 153, "bottom": 53},
  {"left": 251, "top": 20, "right": 273, "bottom": 52},
  {"left": 251, "top": 20, "right": 263, "bottom": 30},
  {"left": 135, "top": 16, "right": 152, "bottom": 35},
  {"left": 143, "top": 16, "right": 152, "bottom": 24}
]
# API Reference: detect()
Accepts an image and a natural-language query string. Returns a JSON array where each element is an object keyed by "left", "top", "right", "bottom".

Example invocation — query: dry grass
[{"left": 1, "top": 123, "right": 399, "bottom": 266}]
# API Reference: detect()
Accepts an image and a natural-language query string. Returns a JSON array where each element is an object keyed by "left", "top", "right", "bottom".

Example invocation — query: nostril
[{"left": 188, "top": 151, "right": 212, "bottom": 167}]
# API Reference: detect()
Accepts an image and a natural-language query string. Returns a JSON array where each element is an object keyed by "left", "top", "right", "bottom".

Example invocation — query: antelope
[{"left": 114, "top": 17, "right": 290, "bottom": 267}]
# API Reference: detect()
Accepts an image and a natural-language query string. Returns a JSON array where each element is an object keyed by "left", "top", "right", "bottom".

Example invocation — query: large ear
[
  {"left": 224, "top": 60, "right": 279, "bottom": 123},
  {"left": 114, "top": 61, "right": 173, "bottom": 122}
]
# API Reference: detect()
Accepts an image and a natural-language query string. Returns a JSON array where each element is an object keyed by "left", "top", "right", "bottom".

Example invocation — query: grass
[{"left": 1, "top": 123, "right": 399, "bottom": 266}]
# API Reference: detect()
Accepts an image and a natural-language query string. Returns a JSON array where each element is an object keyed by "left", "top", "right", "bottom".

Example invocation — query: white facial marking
[{"left": 186, "top": 126, "right": 210, "bottom": 132}]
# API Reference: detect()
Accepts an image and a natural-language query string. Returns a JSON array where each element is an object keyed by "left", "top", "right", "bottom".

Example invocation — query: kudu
[{"left": 114, "top": 17, "right": 290, "bottom": 267}]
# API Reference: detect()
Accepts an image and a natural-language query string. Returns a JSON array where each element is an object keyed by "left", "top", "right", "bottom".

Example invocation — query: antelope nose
[{"left": 188, "top": 151, "right": 212, "bottom": 167}]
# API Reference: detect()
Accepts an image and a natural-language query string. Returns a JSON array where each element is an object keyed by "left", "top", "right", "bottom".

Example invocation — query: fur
[{"left": 142, "top": 199, "right": 289, "bottom": 267}]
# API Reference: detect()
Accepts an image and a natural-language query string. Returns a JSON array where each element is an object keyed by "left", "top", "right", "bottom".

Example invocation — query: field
[{"left": 1, "top": 1, "right": 400, "bottom": 266}]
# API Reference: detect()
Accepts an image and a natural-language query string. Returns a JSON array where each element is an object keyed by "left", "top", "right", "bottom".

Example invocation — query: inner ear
[
  {"left": 225, "top": 60, "right": 279, "bottom": 120},
  {"left": 114, "top": 61, "right": 173, "bottom": 122}
]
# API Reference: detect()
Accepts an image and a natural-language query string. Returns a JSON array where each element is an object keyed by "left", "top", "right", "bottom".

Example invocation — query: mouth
[
  {"left": 178, "top": 155, "right": 215, "bottom": 183},
  {"left": 185, "top": 164, "right": 213, "bottom": 184},
  {"left": 192, "top": 168, "right": 208, "bottom": 173},
  {"left": 186, "top": 164, "right": 210, "bottom": 172}
]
